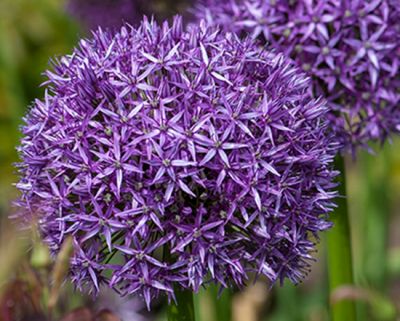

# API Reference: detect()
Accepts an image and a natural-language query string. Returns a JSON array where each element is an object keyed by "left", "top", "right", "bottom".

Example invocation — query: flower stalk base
[
  {"left": 327, "top": 155, "right": 356, "bottom": 321},
  {"left": 167, "top": 287, "right": 195, "bottom": 321}
]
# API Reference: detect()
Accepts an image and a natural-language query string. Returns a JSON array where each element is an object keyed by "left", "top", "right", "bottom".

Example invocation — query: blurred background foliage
[
  {"left": 0, "top": 1, "right": 399, "bottom": 320},
  {"left": 0, "top": 0, "right": 79, "bottom": 214}
]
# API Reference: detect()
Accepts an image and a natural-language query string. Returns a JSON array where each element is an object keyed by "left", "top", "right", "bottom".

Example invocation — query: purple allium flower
[
  {"left": 67, "top": 0, "right": 193, "bottom": 30},
  {"left": 195, "top": 0, "right": 400, "bottom": 152},
  {"left": 15, "top": 16, "right": 338, "bottom": 308}
]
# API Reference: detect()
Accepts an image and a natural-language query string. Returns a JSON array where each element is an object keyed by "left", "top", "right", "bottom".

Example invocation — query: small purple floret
[
  {"left": 196, "top": 0, "right": 400, "bottom": 152},
  {"left": 15, "top": 16, "right": 338, "bottom": 308}
]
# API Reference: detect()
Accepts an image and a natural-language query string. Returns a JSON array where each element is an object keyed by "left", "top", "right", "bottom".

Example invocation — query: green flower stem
[
  {"left": 209, "top": 284, "right": 232, "bottom": 321},
  {"left": 327, "top": 155, "right": 357, "bottom": 321},
  {"left": 361, "top": 148, "right": 390, "bottom": 290},
  {"left": 194, "top": 291, "right": 202, "bottom": 321},
  {"left": 167, "top": 286, "right": 195, "bottom": 321},
  {"left": 274, "top": 282, "right": 301, "bottom": 321}
]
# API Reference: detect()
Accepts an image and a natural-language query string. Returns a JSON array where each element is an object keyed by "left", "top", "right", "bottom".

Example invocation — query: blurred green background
[{"left": 0, "top": 1, "right": 399, "bottom": 320}]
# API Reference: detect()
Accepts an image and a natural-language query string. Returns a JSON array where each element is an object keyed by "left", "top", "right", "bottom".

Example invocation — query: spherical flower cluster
[
  {"left": 196, "top": 0, "right": 400, "bottom": 152},
  {"left": 15, "top": 16, "right": 338, "bottom": 308},
  {"left": 67, "top": 0, "right": 193, "bottom": 30}
]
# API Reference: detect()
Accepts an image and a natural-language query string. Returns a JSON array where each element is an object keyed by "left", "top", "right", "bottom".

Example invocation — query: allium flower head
[
  {"left": 15, "top": 16, "right": 338, "bottom": 308},
  {"left": 196, "top": 0, "right": 400, "bottom": 152}
]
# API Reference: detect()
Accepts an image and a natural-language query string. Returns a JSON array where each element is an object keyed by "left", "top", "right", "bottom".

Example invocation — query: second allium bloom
[
  {"left": 196, "top": 0, "right": 400, "bottom": 152},
  {"left": 16, "top": 17, "right": 338, "bottom": 307}
]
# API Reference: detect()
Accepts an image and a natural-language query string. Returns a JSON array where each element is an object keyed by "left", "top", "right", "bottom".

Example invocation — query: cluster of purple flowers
[
  {"left": 67, "top": 0, "right": 192, "bottom": 30},
  {"left": 15, "top": 16, "right": 339, "bottom": 307},
  {"left": 196, "top": 0, "right": 400, "bottom": 152}
]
